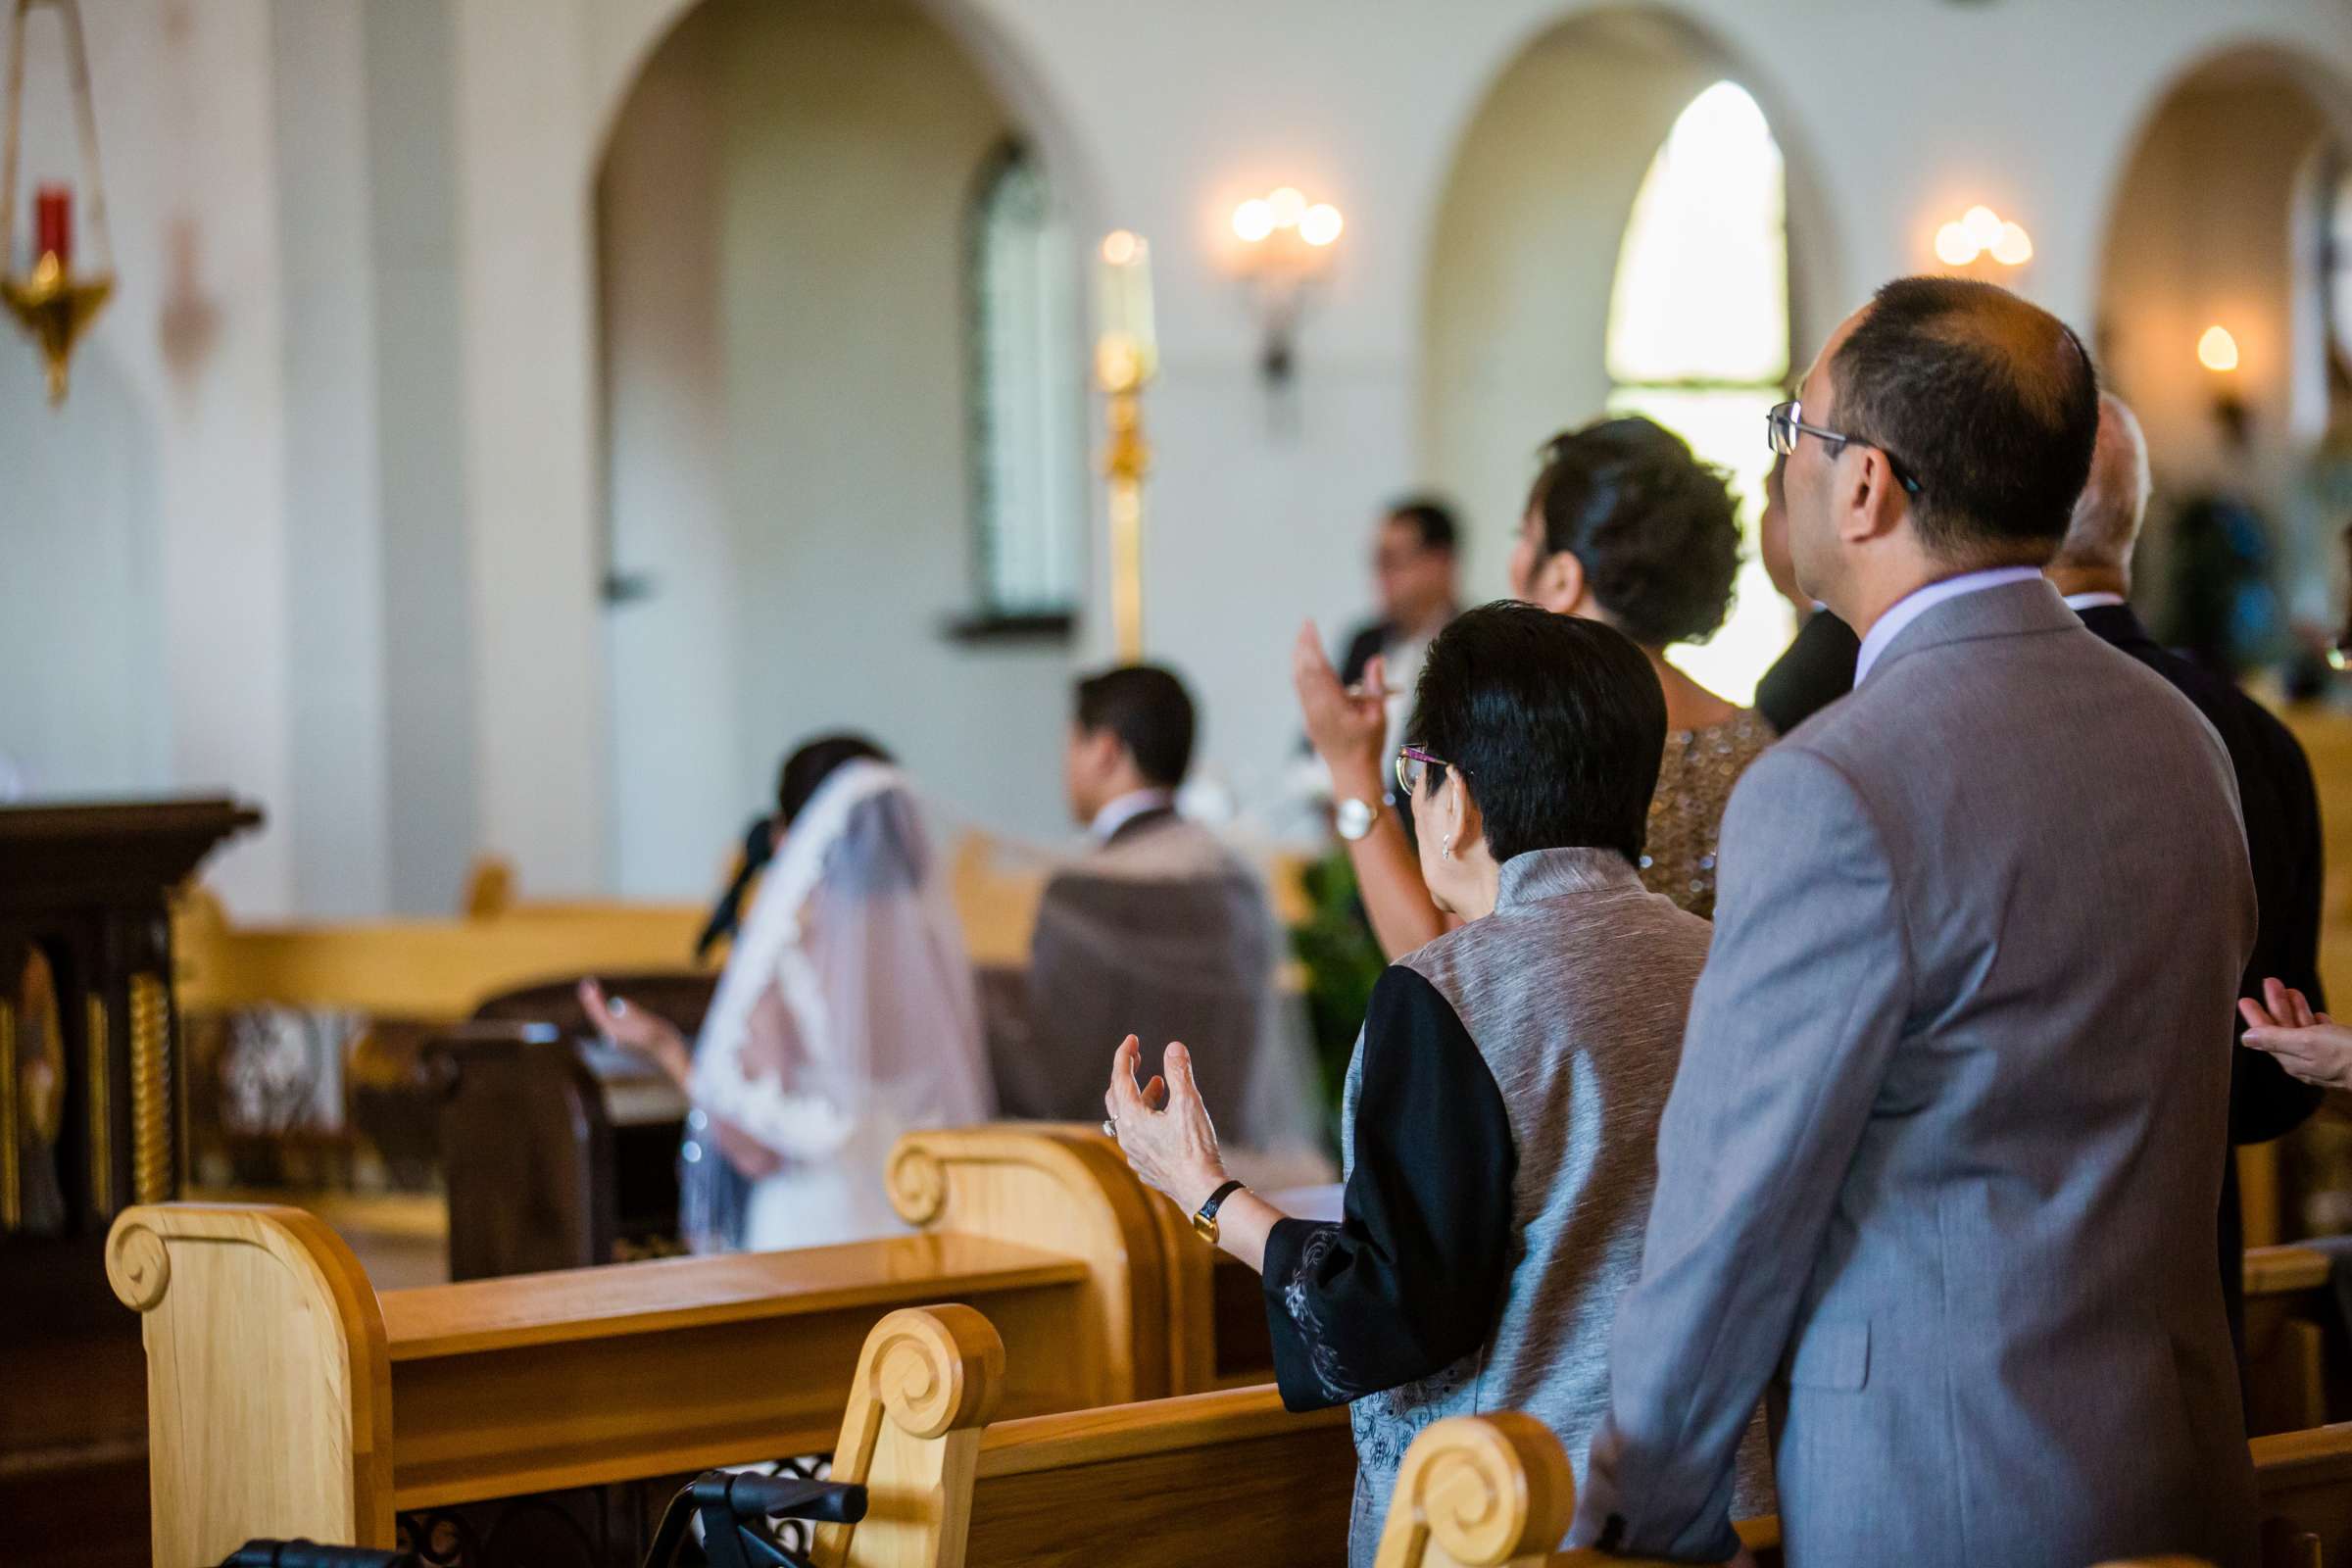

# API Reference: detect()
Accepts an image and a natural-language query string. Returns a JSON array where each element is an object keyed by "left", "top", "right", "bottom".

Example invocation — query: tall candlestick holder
[
  {"left": 1096, "top": 230, "right": 1156, "bottom": 662},
  {"left": 2, "top": 0, "right": 114, "bottom": 407}
]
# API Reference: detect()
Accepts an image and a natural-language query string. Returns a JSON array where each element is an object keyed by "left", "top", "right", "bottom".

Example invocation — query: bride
[{"left": 582, "top": 736, "right": 993, "bottom": 1252}]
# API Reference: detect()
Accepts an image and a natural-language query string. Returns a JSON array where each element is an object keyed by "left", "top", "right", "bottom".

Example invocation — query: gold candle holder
[
  {"left": 2, "top": 0, "right": 115, "bottom": 406},
  {"left": 1, "top": 249, "right": 110, "bottom": 404},
  {"left": 1095, "top": 230, "right": 1156, "bottom": 662}
]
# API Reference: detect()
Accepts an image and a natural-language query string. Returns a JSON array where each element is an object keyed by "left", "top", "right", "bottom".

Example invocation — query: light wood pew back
[
  {"left": 109, "top": 1125, "right": 1195, "bottom": 1568},
  {"left": 1369, "top": 1414, "right": 2352, "bottom": 1568},
  {"left": 813, "top": 1306, "right": 1355, "bottom": 1568}
]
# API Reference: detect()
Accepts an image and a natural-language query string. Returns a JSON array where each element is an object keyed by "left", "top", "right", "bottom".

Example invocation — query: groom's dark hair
[
  {"left": 1074, "top": 665, "right": 1197, "bottom": 787},
  {"left": 1407, "top": 602, "right": 1665, "bottom": 864}
]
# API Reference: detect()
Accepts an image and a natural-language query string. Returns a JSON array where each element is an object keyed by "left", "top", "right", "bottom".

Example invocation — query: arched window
[
  {"left": 965, "top": 141, "right": 1086, "bottom": 621},
  {"left": 1604, "top": 80, "right": 1793, "bottom": 703}
]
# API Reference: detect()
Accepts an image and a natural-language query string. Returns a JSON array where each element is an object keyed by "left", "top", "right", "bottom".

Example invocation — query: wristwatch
[
  {"left": 1334, "top": 795, "right": 1389, "bottom": 842},
  {"left": 1192, "top": 1179, "right": 1248, "bottom": 1244}
]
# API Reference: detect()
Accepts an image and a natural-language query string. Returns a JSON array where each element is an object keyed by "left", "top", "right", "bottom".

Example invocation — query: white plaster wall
[{"left": 12, "top": 0, "right": 2352, "bottom": 910}]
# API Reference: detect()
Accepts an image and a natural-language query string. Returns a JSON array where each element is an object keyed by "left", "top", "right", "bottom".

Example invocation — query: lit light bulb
[
  {"left": 2198, "top": 324, "right": 2240, "bottom": 374},
  {"left": 1101, "top": 229, "right": 1141, "bottom": 267},
  {"left": 1962, "top": 205, "right": 2005, "bottom": 251},
  {"left": 1232, "top": 199, "right": 1275, "bottom": 243},
  {"left": 1935, "top": 221, "right": 1979, "bottom": 267},
  {"left": 1268, "top": 186, "right": 1307, "bottom": 228},
  {"left": 1990, "top": 220, "right": 2034, "bottom": 267},
  {"left": 1299, "top": 203, "right": 1344, "bottom": 247}
]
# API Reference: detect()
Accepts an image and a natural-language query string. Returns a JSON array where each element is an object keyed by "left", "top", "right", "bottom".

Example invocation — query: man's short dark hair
[
  {"left": 1405, "top": 602, "right": 1665, "bottom": 864},
  {"left": 1074, "top": 664, "right": 1196, "bottom": 787},
  {"left": 1830, "top": 275, "right": 2100, "bottom": 564},
  {"left": 1385, "top": 496, "right": 1459, "bottom": 556}
]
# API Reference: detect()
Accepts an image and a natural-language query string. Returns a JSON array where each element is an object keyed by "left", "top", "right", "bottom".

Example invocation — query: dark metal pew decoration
[
  {"left": 219, "top": 1542, "right": 417, "bottom": 1568},
  {"left": 644, "top": 1471, "right": 867, "bottom": 1568}
]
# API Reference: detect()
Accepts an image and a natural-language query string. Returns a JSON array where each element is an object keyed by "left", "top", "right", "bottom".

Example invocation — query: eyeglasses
[
  {"left": 1766, "top": 399, "right": 1924, "bottom": 497},
  {"left": 1395, "top": 744, "right": 1457, "bottom": 799}
]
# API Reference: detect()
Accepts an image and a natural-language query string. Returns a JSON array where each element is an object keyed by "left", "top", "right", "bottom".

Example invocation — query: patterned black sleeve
[{"left": 1259, "top": 963, "right": 1517, "bottom": 1411}]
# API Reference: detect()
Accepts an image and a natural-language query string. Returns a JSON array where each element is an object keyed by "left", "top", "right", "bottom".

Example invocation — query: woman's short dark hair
[
  {"left": 1405, "top": 601, "right": 1666, "bottom": 865},
  {"left": 1525, "top": 416, "right": 1742, "bottom": 649},
  {"left": 776, "top": 733, "right": 893, "bottom": 826}
]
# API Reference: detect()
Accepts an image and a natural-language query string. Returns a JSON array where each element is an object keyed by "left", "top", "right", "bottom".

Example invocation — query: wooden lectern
[{"left": 0, "top": 798, "right": 260, "bottom": 1568}]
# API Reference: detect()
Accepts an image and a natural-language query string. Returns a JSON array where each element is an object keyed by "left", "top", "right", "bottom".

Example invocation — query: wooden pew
[
  {"left": 2248, "top": 1243, "right": 2338, "bottom": 1436},
  {"left": 811, "top": 1304, "right": 1356, "bottom": 1568},
  {"left": 1367, "top": 1413, "right": 2352, "bottom": 1568},
  {"left": 108, "top": 1125, "right": 1221, "bottom": 1568}
]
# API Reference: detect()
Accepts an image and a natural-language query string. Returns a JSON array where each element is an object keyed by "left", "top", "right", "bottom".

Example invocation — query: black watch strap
[{"left": 1197, "top": 1179, "right": 1247, "bottom": 1222}]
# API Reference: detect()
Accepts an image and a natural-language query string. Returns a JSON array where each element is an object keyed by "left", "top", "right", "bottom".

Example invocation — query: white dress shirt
[
  {"left": 1852, "top": 566, "right": 2046, "bottom": 687},
  {"left": 2061, "top": 591, "right": 2127, "bottom": 612},
  {"left": 1091, "top": 787, "right": 1178, "bottom": 843}
]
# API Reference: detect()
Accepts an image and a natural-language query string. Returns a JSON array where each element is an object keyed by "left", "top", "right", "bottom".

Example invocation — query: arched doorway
[
  {"left": 1419, "top": 5, "right": 1836, "bottom": 704},
  {"left": 597, "top": 0, "right": 1092, "bottom": 895},
  {"left": 2096, "top": 45, "right": 2352, "bottom": 653}
]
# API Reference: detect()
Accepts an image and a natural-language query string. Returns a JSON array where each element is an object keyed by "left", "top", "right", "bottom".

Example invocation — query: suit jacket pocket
[{"left": 1786, "top": 1319, "right": 1870, "bottom": 1392}]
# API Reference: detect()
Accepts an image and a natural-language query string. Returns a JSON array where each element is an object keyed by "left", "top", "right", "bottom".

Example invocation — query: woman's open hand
[
  {"left": 1103, "top": 1035, "right": 1228, "bottom": 1215},
  {"left": 2240, "top": 977, "right": 2352, "bottom": 1090},
  {"left": 579, "top": 977, "right": 692, "bottom": 1087}
]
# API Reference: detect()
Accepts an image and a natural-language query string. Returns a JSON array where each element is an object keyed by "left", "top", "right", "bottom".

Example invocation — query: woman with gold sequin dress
[{"left": 1296, "top": 416, "right": 1764, "bottom": 955}]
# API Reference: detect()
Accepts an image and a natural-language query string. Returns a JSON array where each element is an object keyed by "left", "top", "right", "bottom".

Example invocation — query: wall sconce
[
  {"left": 1933, "top": 205, "right": 2033, "bottom": 270},
  {"left": 1229, "top": 185, "right": 1342, "bottom": 383},
  {"left": 1, "top": 0, "right": 115, "bottom": 407},
  {"left": 2198, "top": 323, "right": 2249, "bottom": 447}
]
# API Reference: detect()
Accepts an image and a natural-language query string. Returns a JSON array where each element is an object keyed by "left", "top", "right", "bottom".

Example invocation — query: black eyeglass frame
[{"left": 1766, "top": 399, "right": 1925, "bottom": 497}]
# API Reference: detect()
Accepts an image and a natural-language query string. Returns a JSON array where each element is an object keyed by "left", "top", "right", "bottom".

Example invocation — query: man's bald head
[
  {"left": 1825, "top": 275, "right": 2100, "bottom": 565},
  {"left": 2051, "top": 394, "right": 2151, "bottom": 587}
]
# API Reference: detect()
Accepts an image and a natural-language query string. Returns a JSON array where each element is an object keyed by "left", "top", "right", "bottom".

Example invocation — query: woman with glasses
[
  {"left": 1297, "top": 417, "right": 1766, "bottom": 959},
  {"left": 1110, "top": 603, "right": 1771, "bottom": 1567}
]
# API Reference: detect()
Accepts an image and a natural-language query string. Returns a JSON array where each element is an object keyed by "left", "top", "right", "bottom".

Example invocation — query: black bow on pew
[{"left": 644, "top": 1470, "right": 869, "bottom": 1568}]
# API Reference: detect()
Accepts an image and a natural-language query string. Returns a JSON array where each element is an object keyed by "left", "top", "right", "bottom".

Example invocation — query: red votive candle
[{"left": 34, "top": 185, "right": 71, "bottom": 270}]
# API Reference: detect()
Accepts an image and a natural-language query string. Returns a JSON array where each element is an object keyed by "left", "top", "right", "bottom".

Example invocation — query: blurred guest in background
[
  {"left": 1298, "top": 417, "right": 1765, "bottom": 951},
  {"left": 1014, "top": 665, "right": 1322, "bottom": 1163}
]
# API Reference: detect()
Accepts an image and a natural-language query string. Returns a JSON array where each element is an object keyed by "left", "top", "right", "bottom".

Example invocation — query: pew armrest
[{"left": 106, "top": 1203, "right": 396, "bottom": 1568}]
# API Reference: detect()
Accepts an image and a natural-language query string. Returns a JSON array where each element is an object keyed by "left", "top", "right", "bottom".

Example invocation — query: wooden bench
[
  {"left": 1367, "top": 1412, "right": 2352, "bottom": 1568},
  {"left": 2248, "top": 1244, "right": 2339, "bottom": 1436},
  {"left": 808, "top": 1303, "right": 1354, "bottom": 1568},
  {"left": 108, "top": 1124, "right": 1275, "bottom": 1567}
]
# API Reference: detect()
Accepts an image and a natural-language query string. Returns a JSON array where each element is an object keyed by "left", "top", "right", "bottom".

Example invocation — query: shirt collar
[
  {"left": 1495, "top": 846, "right": 1644, "bottom": 909},
  {"left": 2062, "top": 590, "right": 2128, "bottom": 612},
  {"left": 1090, "top": 788, "right": 1177, "bottom": 843},
  {"left": 1852, "top": 565, "right": 2045, "bottom": 687}
]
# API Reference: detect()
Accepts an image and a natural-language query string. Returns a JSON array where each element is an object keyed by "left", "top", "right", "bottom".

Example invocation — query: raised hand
[
  {"left": 2239, "top": 976, "right": 2352, "bottom": 1090},
  {"left": 1293, "top": 621, "right": 1390, "bottom": 794},
  {"left": 1103, "top": 1034, "right": 1227, "bottom": 1215},
  {"left": 579, "top": 977, "right": 692, "bottom": 1085}
]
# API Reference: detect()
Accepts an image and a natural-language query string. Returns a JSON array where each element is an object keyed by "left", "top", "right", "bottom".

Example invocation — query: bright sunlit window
[
  {"left": 967, "top": 142, "right": 1087, "bottom": 618},
  {"left": 1604, "top": 80, "right": 1794, "bottom": 705}
]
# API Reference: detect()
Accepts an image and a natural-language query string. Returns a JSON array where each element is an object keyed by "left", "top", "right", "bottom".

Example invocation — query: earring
[{"left": 1442, "top": 833, "right": 1454, "bottom": 859}]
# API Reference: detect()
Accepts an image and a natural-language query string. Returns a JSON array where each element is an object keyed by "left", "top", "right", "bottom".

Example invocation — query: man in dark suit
[
  {"left": 1336, "top": 497, "right": 1461, "bottom": 688},
  {"left": 2047, "top": 391, "right": 2326, "bottom": 1353},
  {"left": 1002, "top": 666, "right": 1320, "bottom": 1153},
  {"left": 1753, "top": 450, "right": 1859, "bottom": 734}
]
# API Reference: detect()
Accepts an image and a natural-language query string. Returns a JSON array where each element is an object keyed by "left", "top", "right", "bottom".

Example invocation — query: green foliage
[{"left": 1288, "top": 847, "right": 1385, "bottom": 1152}]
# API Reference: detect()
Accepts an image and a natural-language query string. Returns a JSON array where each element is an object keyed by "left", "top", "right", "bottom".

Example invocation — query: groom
[{"left": 1574, "top": 278, "right": 2260, "bottom": 1568}]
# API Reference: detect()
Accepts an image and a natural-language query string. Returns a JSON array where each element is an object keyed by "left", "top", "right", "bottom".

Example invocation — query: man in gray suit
[{"left": 1573, "top": 277, "right": 2260, "bottom": 1568}]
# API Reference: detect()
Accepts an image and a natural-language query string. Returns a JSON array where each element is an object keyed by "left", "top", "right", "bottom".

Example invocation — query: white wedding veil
[{"left": 679, "top": 760, "right": 992, "bottom": 1251}]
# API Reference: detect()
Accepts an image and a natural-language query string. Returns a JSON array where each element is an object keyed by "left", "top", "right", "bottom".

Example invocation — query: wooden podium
[{"left": 0, "top": 799, "right": 260, "bottom": 1568}]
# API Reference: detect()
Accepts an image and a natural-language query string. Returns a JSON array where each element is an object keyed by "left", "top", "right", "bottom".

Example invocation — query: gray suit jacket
[{"left": 1573, "top": 579, "right": 2260, "bottom": 1568}]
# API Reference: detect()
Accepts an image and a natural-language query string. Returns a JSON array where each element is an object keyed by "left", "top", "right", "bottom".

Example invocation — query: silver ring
[
  {"left": 1101, "top": 1118, "right": 1117, "bottom": 1139},
  {"left": 609, "top": 996, "right": 630, "bottom": 1017}
]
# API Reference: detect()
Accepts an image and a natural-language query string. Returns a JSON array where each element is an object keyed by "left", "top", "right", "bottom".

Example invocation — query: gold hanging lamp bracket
[{"left": 2, "top": 0, "right": 115, "bottom": 406}]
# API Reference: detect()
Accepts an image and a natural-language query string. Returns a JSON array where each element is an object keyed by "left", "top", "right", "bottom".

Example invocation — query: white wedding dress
[{"left": 680, "top": 760, "right": 992, "bottom": 1252}]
